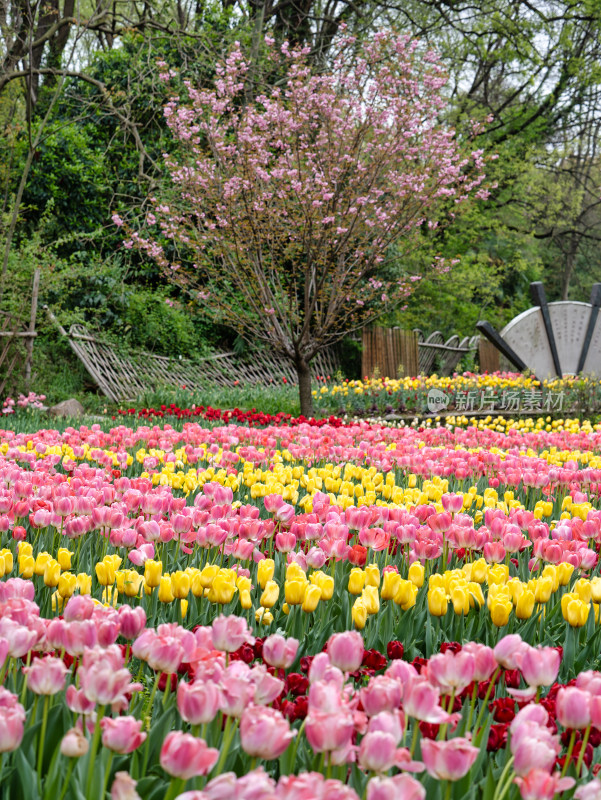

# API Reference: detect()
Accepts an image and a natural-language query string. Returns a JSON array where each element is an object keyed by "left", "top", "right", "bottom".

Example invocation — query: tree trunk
[{"left": 295, "top": 355, "right": 313, "bottom": 417}]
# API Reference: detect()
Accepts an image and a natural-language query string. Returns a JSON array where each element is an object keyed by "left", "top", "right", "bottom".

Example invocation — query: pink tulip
[
  {"left": 177, "top": 680, "right": 222, "bottom": 725},
  {"left": 240, "top": 704, "right": 295, "bottom": 760},
  {"left": 512, "top": 725, "right": 560, "bottom": 776},
  {"left": 305, "top": 708, "right": 355, "bottom": 752},
  {"left": 441, "top": 494, "right": 463, "bottom": 514},
  {"left": 367, "top": 711, "right": 405, "bottom": 743},
  {"left": 23, "top": 655, "right": 68, "bottom": 695},
  {"left": 402, "top": 677, "right": 449, "bottom": 723},
  {"left": 160, "top": 732, "right": 219, "bottom": 779},
  {"left": 360, "top": 676, "right": 402, "bottom": 716},
  {"left": 462, "top": 642, "right": 496, "bottom": 681},
  {"left": 327, "top": 631, "right": 364, "bottom": 673},
  {"left": 275, "top": 532, "right": 296, "bottom": 552},
  {"left": 131, "top": 629, "right": 184, "bottom": 673},
  {"left": 211, "top": 615, "right": 255, "bottom": 653},
  {"left": 0, "top": 617, "right": 39, "bottom": 658},
  {"left": 79, "top": 646, "right": 140, "bottom": 706},
  {"left": 66, "top": 685, "right": 96, "bottom": 715},
  {"left": 494, "top": 634, "right": 527, "bottom": 670},
  {"left": 520, "top": 646, "right": 560, "bottom": 688},
  {"left": 262, "top": 634, "right": 299, "bottom": 669},
  {"left": 367, "top": 774, "right": 426, "bottom": 800},
  {"left": 575, "top": 779, "right": 601, "bottom": 800},
  {"left": 0, "top": 689, "right": 25, "bottom": 752},
  {"left": 276, "top": 771, "right": 360, "bottom": 800},
  {"left": 110, "top": 772, "right": 142, "bottom": 800},
  {"left": 358, "top": 731, "right": 398, "bottom": 772},
  {"left": 101, "top": 716, "right": 147, "bottom": 753},
  {"left": 421, "top": 737, "right": 479, "bottom": 781},
  {"left": 556, "top": 687, "right": 592, "bottom": 730},
  {"left": 117, "top": 606, "right": 147, "bottom": 640},
  {"left": 250, "top": 665, "right": 284, "bottom": 705},
  {"left": 514, "top": 769, "right": 575, "bottom": 800},
  {"left": 427, "top": 651, "right": 475, "bottom": 694}
]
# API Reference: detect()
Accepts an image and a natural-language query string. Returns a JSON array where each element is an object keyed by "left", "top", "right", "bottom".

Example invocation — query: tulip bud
[
  {"left": 61, "top": 728, "right": 89, "bottom": 758},
  {"left": 285, "top": 579, "right": 307, "bottom": 606},
  {"left": 352, "top": 598, "right": 367, "bottom": 630},
  {"left": 171, "top": 571, "right": 191, "bottom": 599},
  {"left": 470, "top": 558, "right": 488, "bottom": 584},
  {"left": 408, "top": 562, "right": 425, "bottom": 588},
  {"left": 34, "top": 552, "right": 52, "bottom": 577},
  {"left": 58, "top": 572, "right": 77, "bottom": 599},
  {"left": 302, "top": 584, "right": 321, "bottom": 613},
  {"left": 451, "top": 586, "right": 470, "bottom": 616},
  {"left": 158, "top": 575, "right": 175, "bottom": 603},
  {"left": 490, "top": 597, "right": 512, "bottom": 627},
  {"left": 362, "top": 585, "right": 380, "bottom": 615},
  {"left": 381, "top": 571, "right": 401, "bottom": 601},
  {"left": 57, "top": 548, "right": 73, "bottom": 571},
  {"left": 257, "top": 558, "right": 275, "bottom": 589},
  {"left": 348, "top": 568, "right": 366, "bottom": 595},
  {"left": 144, "top": 560, "right": 162, "bottom": 588},
  {"left": 516, "top": 590, "right": 535, "bottom": 620},
  {"left": 428, "top": 587, "right": 448, "bottom": 617},
  {"left": 260, "top": 580, "right": 280, "bottom": 608},
  {"left": 76, "top": 573, "right": 92, "bottom": 595},
  {"left": 239, "top": 589, "right": 252, "bottom": 610},
  {"left": 574, "top": 578, "right": 592, "bottom": 605},
  {"left": 44, "top": 560, "right": 61, "bottom": 588},
  {"left": 365, "top": 564, "right": 380, "bottom": 588}
]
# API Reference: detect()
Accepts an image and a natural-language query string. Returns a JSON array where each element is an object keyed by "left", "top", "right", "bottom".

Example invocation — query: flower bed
[{"left": 2, "top": 418, "right": 601, "bottom": 798}]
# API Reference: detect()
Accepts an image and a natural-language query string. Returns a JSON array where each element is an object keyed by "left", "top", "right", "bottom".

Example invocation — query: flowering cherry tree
[{"left": 124, "top": 32, "right": 488, "bottom": 414}]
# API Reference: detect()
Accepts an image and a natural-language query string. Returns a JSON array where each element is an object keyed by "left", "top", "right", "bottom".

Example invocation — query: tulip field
[{"left": 3, "top": 404, "right": 601, "bottom": 799}]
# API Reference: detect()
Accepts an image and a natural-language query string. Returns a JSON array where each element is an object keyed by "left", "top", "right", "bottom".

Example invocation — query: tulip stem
[
  {"left": 561, "top": 730, "right": 577, "bottom": 778},
  {"left": 575, "top": 724, "right": 591, "bottom": 776},
  {"left": 409, "top": 723, "right": 420, "bottom": 758},
  {"left": 143, "top": 670, "right": 162, "bottom": 727},
  {"left": 37, "top": 694, "right": 50, "bottom": 791},
  {"left": 101, "top": 751, "right": 114, "bottom": 800},
  {"left": 444, "top": 780, "right": 452, "bottom": 800},
  {"left": 164, "top": 777, "right": 186, "bottom": 800},
  {"left": 57, "top": 758, "right": 76, "bottom": 800},
  {"left": 85, "top": 704, "right": 106, "bottom": 798},
  {"left": 473, "top": 667, "right": 501, "bottom": 745},
  {"left": 465, "top": 684, "right": 477, "bottom": 734},
  {"left": 213, "top": 715, "right": 237, "bottom": 776},
  {"left": 492, "top": 755, "right": 515, "bottom": 800}
]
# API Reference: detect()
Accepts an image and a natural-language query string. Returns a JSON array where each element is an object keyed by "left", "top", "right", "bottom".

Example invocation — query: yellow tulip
[
  {"left": 311, "top": 572, "right": 334, "bottom": 601},
  {"left": 207, "top": 573, "right": 237, "bottom": 604},
  {"left": 541, "top": 565, "right": 559, "bottom": 593},
  {"left": 557, "top": 562, "right": 575, "bottom": 586},
  {"left": 57, "top": 548, "right": 73, "bottom": 571},
  {"left": 365, "top": 564, "right": 380, "bottom": 588},
  {"left": 381, "top": 571, "right": 401, "bottom": 601},
  {"left": 591, "top": 577, "right": 601, "bottom": 604},
  {"left": 516, "top": 590, "right": 535, "bottom": 620},
  {"left": 284, "top": 579, "right": 307, "bottom": 606},
  {"left": 240, "top": 589, "right": 252, "bottom": 610},
  {"left": 260, "top": 580, "right": 280, "bottom": 608},
  {"left": 158, "top": 575, "right": 175, "bottom": 603},
  {"left": 258, "top": 558, "right": 275, "bottom": 589},
  {"left": 534, "top": 576, "right": 554, "bottom": 604},
  {"left": 464, "top": 581, "right": 484, "bottom": 609},
  {"left": 14, "top": 556, "right": 29, "bottom": 582},
  {"left": 58, "top": 572, "right": 77, "bottom": 599},
  {"left": 470, "top": 558, "right": 488, "bottom": 584},
  {"left": 199, "top": 564, "right": 219, "bottom": 588},
  {"left": 236, "top": 575, "right": 252, "bottom": 593},
  {"left": 191, "top": 572, "right": 204, "bottom": 597},
  {"left": 352, "top": 598, "right": 367, "bottom": 630},
  {"left": 302, "top": 584, "right": 322, "bottom": 613},
  {"left": 488, "top": 564, "right": 509, "bottom": 586},
  {"left": 34, "top": 552, "right": 52, "bottom": 577},
  {"left": 95, "top": 560, "right": 116, "bottom": 586},
  {"left": 51, "top": 591, "right": 65, "bottom": 613},
  {"left": 171, "top": 571, "right": 191, "bottom": 599},
  {"left": 18, "top": 542, "right": 33, "bottom": 558},
  {"left": 44, "top": 559, "right": 61, "bottom": 588},
  {"left": 574, "top": 579, "right": 592, "bottom": 605},
  {"left": 1, "top": 550, "right": 13, "bottom": 574},
  {"left": 562, "top": 595, "right": 589, "bottom": 627},
  {"left": 255, "top": 607, "right": 274, "bottom": 625},
  {"left": 76, "top": 573, "right": 92, "bottom": 595},
  {"left": 428, "top": 587, "right": 448, "bottom": 617},
  {"left": 362, "top": 585, "right": 380, "bottom": 615},
  {"left": 408, "top": 562, "right": 425, "bottom": 588},
  {"left": 451, "top": 586, "right": 470, "bottom": 615},
  {"left": 144, "top": 560, "right": 162, "bottom": 588},
  {"left": 180, "top": 599, "right": 188, "bottom": 618},
  {"left": 348, "top": 568, "right": 366, "bottom": 595},
  {"left": 490, "top": 596, "right": 512, "bottom": 627}
]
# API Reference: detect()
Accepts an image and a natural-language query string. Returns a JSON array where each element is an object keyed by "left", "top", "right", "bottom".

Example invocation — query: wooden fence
[
  {"left": 362, "top": 327, "right": 480, "bottom": 379},
  {"left": 48, "top": 314, "right": 342, "bottom": 403},
  {"left": 0, "top": 269, "right": 39, "bottom": 395}
]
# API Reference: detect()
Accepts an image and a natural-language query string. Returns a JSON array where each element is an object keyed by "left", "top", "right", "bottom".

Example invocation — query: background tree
[{"left": 126, "top": 33, "right": 488, "bottom": 413}]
